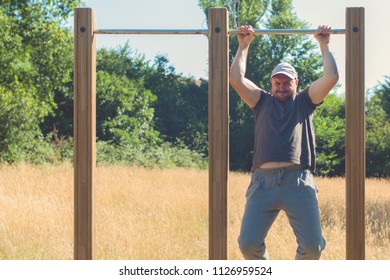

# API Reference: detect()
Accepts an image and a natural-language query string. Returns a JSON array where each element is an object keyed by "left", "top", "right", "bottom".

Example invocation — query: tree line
[{"left": 0, "top": 0, "right": 389, "bottom": 177}]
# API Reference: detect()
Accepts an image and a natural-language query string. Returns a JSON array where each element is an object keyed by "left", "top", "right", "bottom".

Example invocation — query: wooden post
[
  {"left": 208, "top": 8, "right": 229, "bottom": 260},
  {"left": 74, "top": 8, "right": 96, "bottom": 260},
  {"left": 345, "top": 7, "right": 365, "bottom": 260}
]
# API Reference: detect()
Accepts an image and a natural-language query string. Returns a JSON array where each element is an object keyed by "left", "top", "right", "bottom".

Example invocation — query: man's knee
[
  {"left": 238, "top": 238, "right": 257, "bottom": 259},
  {"left": 295, "top": 239, "right": 326, "bottom": 260},
  {"left": 238, "top": 237, "right": 268, "bottom": 260}
]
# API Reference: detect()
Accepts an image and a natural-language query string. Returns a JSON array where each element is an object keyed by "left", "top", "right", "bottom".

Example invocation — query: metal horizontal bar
[
  {"left": 94, "top": 29, "right": 208, "bottom": 35},
  {"left": 237, "top": 28, "right": 346, "bottom": 35},
  {"left": 94, "top": 28, "right": 346, "bottom": 35}
]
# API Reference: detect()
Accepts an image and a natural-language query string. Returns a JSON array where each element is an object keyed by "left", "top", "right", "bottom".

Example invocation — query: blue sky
[{"left": 79, "top": 0, "right": 389, "bottom": 92}]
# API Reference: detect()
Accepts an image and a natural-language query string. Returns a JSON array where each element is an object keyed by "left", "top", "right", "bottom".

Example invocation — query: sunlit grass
[{"left": 0, "top": 164, "right": 388, "bottom": 259}]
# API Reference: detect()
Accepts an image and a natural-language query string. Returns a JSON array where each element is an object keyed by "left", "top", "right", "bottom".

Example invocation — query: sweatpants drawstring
[{"left": 277, "top": 168, "right": 286, "bottom": 186}]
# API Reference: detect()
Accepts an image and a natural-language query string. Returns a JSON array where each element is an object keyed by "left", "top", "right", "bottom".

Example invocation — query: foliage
[
  {"left": 96, "top": 140, "right": 207, "bottom": 169},
  {"left": 96, "top": 70, "right": 159, "bottom": 149},
  {"left": 95, "top": 45, "right": 208, "bottom": 168},
  {"left": 314, "top": 94, "right": 345, "bottom": 176},
  {"left": 95, "top": 45, "right": 208, "bottom": 163},
  {"left": 365, "top": 91, "right": 390, "bottom": 178},
  {"left": 144, "top": 55, "right": 209, "bottom": 156},
  {"left": 0, "top": 81, "right": 42, "bottom": 162},
  {"left": 0, "top": 0, "right": 80, "bottom": 162},
  {"left": 198, "top": 0, "right": 269, "bottom": 28},
  {"left": 97, "top": 44, "right": 210, "bottom": 157},
  {"left": 374, "top": 76, "right": 390, "bottom": 118}
]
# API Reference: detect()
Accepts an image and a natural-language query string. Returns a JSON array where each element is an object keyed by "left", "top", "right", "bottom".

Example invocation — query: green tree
[
  {"left": 0, "top": 81, "right": 43, "bottom": 162},
  {"left": 95, "top": 44, "right": 208, "bottom": 166},
  {"left": 95, "top": 45, "right": 161, "bottom": 149},
  {"left": 0, "top": 0, "right": 80, "bottom": 162},
  {"left": 374, "top": 76, "right": 390, "bottom": 118},
  {"left": 199, "top": 0, "right": 324, "bottom": 171},
  {"left": 96, "top": 70, "right": 159, "bottom": 150},
  {"left": 144, "top": 55, "right": 209, "bottom": 156},
  {"left": 314, "top": 94, "right": 345, "bottom": 176},
  {"left": 366, "top": 91, "right": 390, "bottom": 177}
]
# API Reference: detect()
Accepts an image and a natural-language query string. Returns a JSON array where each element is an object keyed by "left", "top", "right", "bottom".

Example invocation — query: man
[{"left": 229, "top": 25, "right": 339, "bottom": 260}]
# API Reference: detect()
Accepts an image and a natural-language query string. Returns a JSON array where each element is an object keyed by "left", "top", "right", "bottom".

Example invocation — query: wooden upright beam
[
  {"left": 345, "top": 7, "right": 365, "bottom": 260},
  {"left": 74, "top": 8, "right": 96, "bottom": 260},
  {"left": 208, "top": 8, "right": 229, "bottom": 260}
]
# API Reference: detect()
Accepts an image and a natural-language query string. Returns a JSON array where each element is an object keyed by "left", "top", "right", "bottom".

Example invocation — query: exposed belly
[{"left": 259, "top": 162, "right": 297, "bottom": 168}]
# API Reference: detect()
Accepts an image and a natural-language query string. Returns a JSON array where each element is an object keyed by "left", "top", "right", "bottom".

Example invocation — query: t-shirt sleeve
[
  {"left": 299, "top": 87, "right": 322, "bottom": 111},
  {"left": 252, "top": 89, "right": 270, "bottom": 113}
]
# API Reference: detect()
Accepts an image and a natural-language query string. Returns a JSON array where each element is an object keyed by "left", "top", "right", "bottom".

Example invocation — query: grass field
[{"left": 0, "top": 163, "right": 389, "bottom": 260}]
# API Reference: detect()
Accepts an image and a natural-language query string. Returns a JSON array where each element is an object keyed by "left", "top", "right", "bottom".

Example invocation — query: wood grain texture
[
  {"left": 74, "top": 8, "right": 96, "bottom": 260},
  {"left": 208, "top": 8, "right": 229, "bottom": 260},
  {"left": 345, "top": 7, "right": 365, "bottom": 260}
]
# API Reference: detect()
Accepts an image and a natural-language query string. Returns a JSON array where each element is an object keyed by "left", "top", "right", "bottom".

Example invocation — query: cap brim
[{"left": 271, "top": 71, "right": 296, "bottom": 80}]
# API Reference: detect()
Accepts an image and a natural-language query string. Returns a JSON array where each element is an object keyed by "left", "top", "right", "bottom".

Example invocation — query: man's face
[{"left": 271, "top": 74, "right": 298, "bottom": 102}]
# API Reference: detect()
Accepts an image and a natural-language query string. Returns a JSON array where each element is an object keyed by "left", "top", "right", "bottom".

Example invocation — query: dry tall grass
[{"left": 0, "top": 164, "right": 389, "bottom": 260}]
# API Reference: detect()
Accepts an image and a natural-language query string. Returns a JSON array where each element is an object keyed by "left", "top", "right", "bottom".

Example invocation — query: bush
[{"left": 96, "top": 140, "right": 207, "bottom": 169}]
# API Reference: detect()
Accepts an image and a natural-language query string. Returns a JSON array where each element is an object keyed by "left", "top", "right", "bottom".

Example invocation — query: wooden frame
[
  {"left": 74, "top": 7, "right": 365, "bottom": 260},
  {"left": 345, "top": 7, "right": 365, "bottom": 260},
  {"left": 208, "top": 8, "right": 229, "bottom": 260},
  {"left": 74, "top": 8, "right": 96, "bottom": 260}
]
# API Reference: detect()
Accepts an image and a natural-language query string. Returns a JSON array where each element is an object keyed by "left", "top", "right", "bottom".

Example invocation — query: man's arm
[
  {"left": 309, "top": 25, "right": 339, "bottom": 105},
  {"left": 229, "top": 25, "right": 261, "bottom": 108}
]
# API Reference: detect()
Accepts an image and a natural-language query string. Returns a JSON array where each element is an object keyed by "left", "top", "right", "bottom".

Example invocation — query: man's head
[{"left": 270, "top": 62, "right": 299, "bottom": 102}]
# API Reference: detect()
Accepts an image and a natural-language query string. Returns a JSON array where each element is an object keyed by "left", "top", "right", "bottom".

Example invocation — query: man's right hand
[{"left": 237, "top": 25, "right": 255, "bottom": 47}]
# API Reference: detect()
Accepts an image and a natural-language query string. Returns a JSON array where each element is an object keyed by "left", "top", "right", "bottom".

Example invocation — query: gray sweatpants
[{"left": 238, "top": 167, "right": 326, "bottom": 260}]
